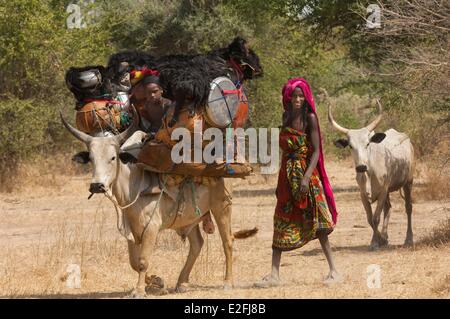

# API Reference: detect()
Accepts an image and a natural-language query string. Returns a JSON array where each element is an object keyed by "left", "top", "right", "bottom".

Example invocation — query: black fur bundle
[
  {"left": 155, "top": 37, "right": 263, "bottom": 125},
  {"left": 107, "top": 50, "right": 156, "bottom": 74},
  {"left": 156, "top": 54, "right": 229, "bottom": 109}
]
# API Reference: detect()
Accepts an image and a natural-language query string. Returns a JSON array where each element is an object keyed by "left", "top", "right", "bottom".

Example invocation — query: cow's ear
[
  {"left": 334, "top": 139, "right": 349, "bottom": 149},
  {"left": 72, "top": 151, "right": 90, "bottom": 164},
  {"left": 370, "top": 133, "right": 386, "bottom": 144}
]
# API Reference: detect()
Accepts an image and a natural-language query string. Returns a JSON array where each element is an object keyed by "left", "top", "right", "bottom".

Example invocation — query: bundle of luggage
[
  {"left": 65, "top": 37, "right": 263, "bottom": 178},
  {"left": 65, "top": 65, "right": 132, "bottom": 135},
  {"left": 118, "top": 76, "right": 253, "bottom": 178}
]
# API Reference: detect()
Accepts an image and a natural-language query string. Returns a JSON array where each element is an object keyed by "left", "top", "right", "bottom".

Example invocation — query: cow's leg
[
  {"left": 129, "top": 240, "right": 162, "bottom": 289},
  {"left": 127, "top": 240, "right": 141, "bottom": 272},
  {"left": 131, "top": 223, "right": 158, "bottom": 297},
  {"left": 175, "top": 224, "right": 204, "bottom": 293},
  {"left": 370, "top": 192, "right": 387, "bottom": 250},
  {"left": 360, "top": 193, "right": 374, "bottom": 228},
  {"left": 380, "top": 194, "right": 391, "bottom": 246},
  {"left": 403, "top": 182, "right": 414, "bottom": 247},
  {"left": 211, "top": 202, "right": 233, "bottom": 290}
]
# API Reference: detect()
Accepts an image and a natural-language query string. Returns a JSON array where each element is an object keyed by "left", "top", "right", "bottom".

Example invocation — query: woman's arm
[{"left": 300, "top": 112, "right": 320, "bottom": 193}]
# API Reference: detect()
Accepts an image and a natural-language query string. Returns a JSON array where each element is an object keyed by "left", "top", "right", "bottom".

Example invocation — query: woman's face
[{"left": 291, "top": 87, "right": 305, "bottom": 109}]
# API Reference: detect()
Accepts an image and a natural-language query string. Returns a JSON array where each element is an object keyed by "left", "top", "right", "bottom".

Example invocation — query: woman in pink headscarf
[{"left": 257, "top": 78, "right": 341, "bottom": 287}]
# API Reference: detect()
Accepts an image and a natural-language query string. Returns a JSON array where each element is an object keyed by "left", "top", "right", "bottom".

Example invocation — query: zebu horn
[
  {"left": 60, "top": 111, "right": 93, "bottom": 144},
  {"left": 325, "top": 89, "right": 349, "bottom": 134},
  {"left": 114, "top": 105, "right": 139, "bottom": 145},
  {"left": 366, "top": 99, "right": 383, "bottom": 132}
]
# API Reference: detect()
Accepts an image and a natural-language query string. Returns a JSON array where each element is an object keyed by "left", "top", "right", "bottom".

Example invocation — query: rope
[
  {"left": 105, "top": 192, "right": 133, "bottom": 241},
  {"left": 188, "top": 178, "right": 202, "bottom": 217},
  {"left": 138, "top": 182, "right": 165, "bottom": 243},
  {"left": 92, "top": 108, "right": 106, "bottom": 135},
  {"left": 103, "top": 169, "right": 146, "bottom": 241},
  {"left": 217, "top": 81, "right": 234, "bottom": 124}
]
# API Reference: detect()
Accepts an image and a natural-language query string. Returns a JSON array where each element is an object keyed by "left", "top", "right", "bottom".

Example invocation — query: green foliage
[
  {"left": 0, "top": 99, "right": 52, "bottom": 188},
  {"left": 0, "top": 0, "right": 448, "bottom": 190}
]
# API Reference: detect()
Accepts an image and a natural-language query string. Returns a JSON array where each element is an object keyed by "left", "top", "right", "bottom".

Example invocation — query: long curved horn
[
  {"left": 60, "top": 111, "right": 93, "bottom": 144},
  {"left": 365, "top": 99, "right": 383, "bottom": 131},
  {"left": 114, "top": 105, "right": 139, "bottom": 145},
  {"left": 324, "top": 89, "right": 349, "bottom": 134}
]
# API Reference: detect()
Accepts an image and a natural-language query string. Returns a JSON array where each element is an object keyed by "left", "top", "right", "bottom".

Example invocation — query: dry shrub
[
  {"left": 0, "top": 207, "right": 126, "bottom": 297},
  {"left": 419, "top": 217, "right": 450, "bottom": 247},
  {"left": 432, "top": 275, "right": 450, "bottom": 296},
  {"left": 420, "top": 169, "right": 450, "bottom": 201},
  {"left": 1, "top": 151, "right": 88, "bottom": 193}
]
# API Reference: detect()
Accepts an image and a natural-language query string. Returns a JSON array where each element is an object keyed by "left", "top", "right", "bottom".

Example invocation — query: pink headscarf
[{"left": 282, "top": 78, "right": 338, "bottom": 224}]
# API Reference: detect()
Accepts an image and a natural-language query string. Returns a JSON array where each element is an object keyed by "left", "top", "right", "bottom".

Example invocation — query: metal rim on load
[
  {"left": 77, "top": 70, "right": 102, "bottom": 89},
  {"left": 206, "top": 77, "right": 239, "bottom": 128}
]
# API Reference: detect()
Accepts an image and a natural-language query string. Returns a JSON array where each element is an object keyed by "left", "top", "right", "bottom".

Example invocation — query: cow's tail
[{"left": 233, "top": 227, "right": 258, "bottom": 240}]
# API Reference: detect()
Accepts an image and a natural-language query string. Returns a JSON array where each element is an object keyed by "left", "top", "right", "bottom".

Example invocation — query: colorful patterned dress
[{"left": 273, "top": 126, "right": 335, "bottom": 251}]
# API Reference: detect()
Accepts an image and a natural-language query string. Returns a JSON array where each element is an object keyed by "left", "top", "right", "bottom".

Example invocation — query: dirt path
[{"left": 0, "top": 160, "right": 449, "bottom": 298}]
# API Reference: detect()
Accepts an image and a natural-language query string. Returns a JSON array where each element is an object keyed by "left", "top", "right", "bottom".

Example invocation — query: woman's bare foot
[
  {"left": 323, "top": 270, "right": 343, "bottom": 285},
  {"left": 254, "top": 274, "right": 281, "bottom": 288}
]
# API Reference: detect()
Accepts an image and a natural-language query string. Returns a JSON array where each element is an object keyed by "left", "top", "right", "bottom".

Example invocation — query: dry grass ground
[{"left": 0, "top": 159, "right": 449, "bottom": 298}]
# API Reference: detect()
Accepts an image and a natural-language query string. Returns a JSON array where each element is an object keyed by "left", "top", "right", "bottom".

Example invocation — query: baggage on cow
[
  {"left": 154, "top": 105, "right": 208, "bottom": 148},
  {"left": 121, "top": 137, "right": 253, "bottom": 178},
  {"left": 66, "top": 65, "right": 133, "bottom": 135},
  {"left": 65, "top": 66, "right": 112, "bottom": 108},
  {"left": 75, "top": 99, "right": 132, "bottom": 135},
  {"left": 154, "top": 77, "right": 249, "bottom": 148},
  {"left": 129, "top": 77, "right": 252, "bottom": 178}
]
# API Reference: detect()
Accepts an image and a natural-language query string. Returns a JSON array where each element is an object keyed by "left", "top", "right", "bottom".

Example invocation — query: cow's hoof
[
  {"left": 403, "top": 239, "right": 414, "bottom": 248},
  {"left": 129, "top": 288, "right": 146, "bottom": 299},
  {"left": 175, "top": 283, "right": 189, "bottom": 293},
  {"left": 369, "top": 242, "right": 379, "bottom": 251},
  {"left": 254, "top": 274, "right": 281, "bottom": 288},
  {"left": 378, "top": 237, "right": 389, "bottom": 247},
  {"left": 146, "top": 286, "right": 169, "bottom": 296},
  {"left": 323, "top": 271, "right": 343, "bottom": 285}
]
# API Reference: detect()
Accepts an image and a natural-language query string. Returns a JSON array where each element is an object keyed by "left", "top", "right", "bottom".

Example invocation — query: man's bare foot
[
  {"left": 202, "top": 213, "right": 215, "bottom": 234},
  {"left": 254, "top": 274, "right": 281, "bottom": 288},
  {"left": 323, "top": 270, "right": 343, "bottom": 285}
]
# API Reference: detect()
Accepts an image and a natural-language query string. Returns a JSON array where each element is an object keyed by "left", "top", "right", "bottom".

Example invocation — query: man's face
[{"left": 145, "top": 83, "right": 163, "bottom": 103}]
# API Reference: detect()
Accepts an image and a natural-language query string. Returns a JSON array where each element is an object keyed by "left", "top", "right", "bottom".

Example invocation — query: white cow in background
[{"left": 324, "top": 90, "right": 414, "bottom": 250}]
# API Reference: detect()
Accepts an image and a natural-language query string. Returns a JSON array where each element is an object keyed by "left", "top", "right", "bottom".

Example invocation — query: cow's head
[
  {"left": 60, "top": 112, "right": 138, "bottom": 194},
  {"left": 326, "top": 94, "right": 385, "bottom": 200},
  {"left": 328, "top": 98, "right": 385, "bottom": 172}
]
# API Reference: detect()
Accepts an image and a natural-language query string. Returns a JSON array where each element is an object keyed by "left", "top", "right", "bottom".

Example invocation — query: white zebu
[
  {"left": 61, "top": 114, "right": 256, "bottom": 296},
  {"left": 325, "top": 93, "right": 414, "bottom": 250}
]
